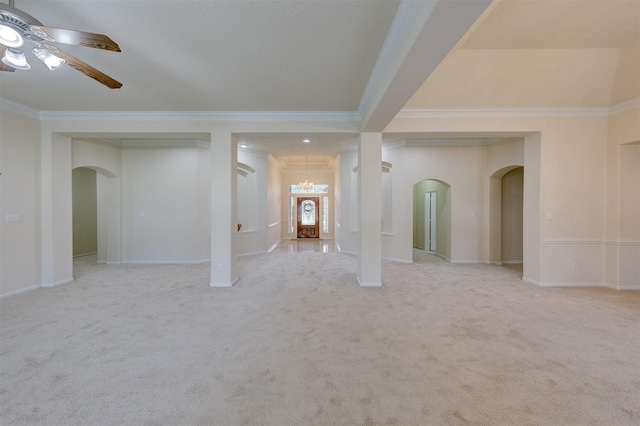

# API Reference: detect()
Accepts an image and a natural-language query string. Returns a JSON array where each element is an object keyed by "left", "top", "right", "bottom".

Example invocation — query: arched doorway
[
  {"left": 489, "top": 166, "right": 524, "bottom": 272},
  {"left": 72, "top": 167, "right": 98, "bottom": 258},
  {"left": 412, "top": 179, "right": 451, "bottom": 261},
  {"left": 71, "top": 164, "right": 121, "bottom": 268}
]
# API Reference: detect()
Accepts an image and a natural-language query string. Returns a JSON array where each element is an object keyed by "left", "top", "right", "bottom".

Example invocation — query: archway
[
  {"left": 72, "top": 167, "right": 98, "bottom": 258},
  {"left": 489, "top": 166, "right": 524, "bottom": 271},
  {"left": 412, "top": 179, "right": 451, "bottom": 261},
  {"left": 71, "top": 164, "right": 121, "bottom": 267}
]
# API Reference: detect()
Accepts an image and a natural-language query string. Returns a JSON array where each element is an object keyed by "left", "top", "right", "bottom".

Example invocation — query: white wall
[
  {"left": 237, "top": 150, "right": 268, "bottom": 255},
  {"left": 72, "top": 138, "right": 122, "bottom": 264},
  {"left": 337, "top": 152, "right": 358, "bottom": 253},
  {"left": 267, "top": 155, "right": 282, "bottom": 251},
  {"left": 0, "top": 110, "right": 41, "bottom": 297},
  {"left": 121, "top": 146, "right": 209, "bottom": 263},
  {"left": 333, "top": 154, "right": 342, "bottom": 250}
]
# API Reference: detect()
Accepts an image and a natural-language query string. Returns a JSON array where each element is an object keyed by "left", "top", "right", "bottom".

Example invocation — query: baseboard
[
  {"left": 382, "top": 256, "right": 412, "bottom": 264},
  {"left": 41, "top": 277, "right": 74, "bottom": 288},
  {"left": 538, "top": 281, "right": 607, "bottom": 288},
  {"left": 357, "top": 277, "right": 382, "bottom": 287},
  {"left": 121, "top": 259, "right": 210, "bottom": 265},
  {"left": 209, "top": 277, "right": 239, "bottom": 288},
  {"left": 73, "top": 251, "right": 97, "bottom": 258},
  {"left": 522, "top": 277, "right": 541, "bottom": 286},
  {"left": 523, "top": 278, "right": 638, "bottom": 290},
  {"left": 605, "top": 283, "right": 640, "bottom": 291},
  {"left": 502, "top": 260, "right": 523, "bottom": 264},
  {"left": 0, "top": 284, "right": 42, "bottom": 299},
  {"left": 238, "top": 250, "right": 267, "bottom": 257}
]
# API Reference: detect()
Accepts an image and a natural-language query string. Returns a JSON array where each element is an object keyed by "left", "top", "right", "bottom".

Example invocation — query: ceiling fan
[{"left": 0, "top": 0, "right": 122, "bottom": 88}]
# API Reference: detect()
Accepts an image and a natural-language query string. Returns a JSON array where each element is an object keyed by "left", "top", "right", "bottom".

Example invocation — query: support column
[
  {"left": 210, "top": 129, "right": 238, "bottom": 287},
  {"left": 357, "top": 132, "right": 382, "bottom": 286},
  {"left": 522, "top": 133, "right": 541, "bottom": 285},
  {"left": 41, "top": 132, "right": 74, "bottom": 287}
]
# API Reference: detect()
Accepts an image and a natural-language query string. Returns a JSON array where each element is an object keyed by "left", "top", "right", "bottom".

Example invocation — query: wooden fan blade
[
  {"left": 31, "top": 26, "right": 121, "bottom": 52},
  {"left": 0, "top": 45, "right": 16, "bottom": 72},
  {"left": 55, "top": 49, "right": 122, "bottom": 89}
]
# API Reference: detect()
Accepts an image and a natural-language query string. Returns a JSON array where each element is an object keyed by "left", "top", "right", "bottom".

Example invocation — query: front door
[{"left": 297, "top": 197, "right": 319, "bottom": 238}]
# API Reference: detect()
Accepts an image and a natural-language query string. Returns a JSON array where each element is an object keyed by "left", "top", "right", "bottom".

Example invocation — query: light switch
[{"left": 5, "top": 214, "right": 21, "bottom": 222}]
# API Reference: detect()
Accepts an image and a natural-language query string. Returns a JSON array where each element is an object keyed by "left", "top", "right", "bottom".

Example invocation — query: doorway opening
[
  {"left": 413, "top": 179, "right": 451, "bottom": 261},
  {"left": 72, "top": 167, "right": 98, "bottom": 258},
  {"left": 490, "top": 166, "right": 524, "bottom": 273}
]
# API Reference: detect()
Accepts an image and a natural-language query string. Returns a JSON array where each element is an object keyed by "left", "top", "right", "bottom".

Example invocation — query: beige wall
[
  {"left": 2, "top": 103, "right": 637, "bottom": 295},
  {"left": 606, "top": 106, "right": 640, "bottom": 289},
  {"left": 0, "top": 110, "right": 41, "bottom": 296},
  {"left": 385, "top": 112, "right": 617, "bottom": 286}
]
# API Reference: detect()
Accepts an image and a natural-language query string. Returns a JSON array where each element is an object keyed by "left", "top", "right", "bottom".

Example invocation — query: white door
[{"left": 425, "top": 192, "right": 437, "bottom": 251}]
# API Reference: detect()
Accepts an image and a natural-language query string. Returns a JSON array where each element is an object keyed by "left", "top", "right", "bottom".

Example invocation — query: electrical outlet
[
  {"left": 172, "top": 246, "right": 177, "bottom": 253},
  {"left": 571, "top": 262, "right": 578, "bottom": 270},
  {"left": 217, "top": 264, "right": 223, "bottom": 270}
]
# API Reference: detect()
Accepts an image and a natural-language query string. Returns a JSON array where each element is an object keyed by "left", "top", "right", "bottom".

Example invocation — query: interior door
[{"left": 297, "top": 197, "right": 319, "bottom": 238}]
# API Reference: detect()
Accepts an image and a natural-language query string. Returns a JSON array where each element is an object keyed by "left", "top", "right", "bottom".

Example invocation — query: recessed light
[
  {"left": 302, "top": 139, "right": 311, "bottom": 143},
  {"left": 239, "top": 144, "right": 248, "bottom": 148}
]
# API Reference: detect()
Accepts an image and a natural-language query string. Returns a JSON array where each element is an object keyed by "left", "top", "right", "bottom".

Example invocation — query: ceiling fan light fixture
[
  {"left": 2, "top": 47, "right": 29, "bottom": 70},
  {"left": 33, "top": 46, "right": 65, "bottom": 70},
  {"left": 0, "top": 23, "right": 23, "bottom": 47}
]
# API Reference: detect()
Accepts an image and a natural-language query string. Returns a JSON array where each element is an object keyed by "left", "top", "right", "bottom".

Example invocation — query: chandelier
[{"left": 300, "top": 156, "right": 314, "bottom": 193}]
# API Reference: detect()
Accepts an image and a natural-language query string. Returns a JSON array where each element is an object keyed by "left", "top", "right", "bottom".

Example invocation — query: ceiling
[
  {"left": 1, "top": 0, "right": 638, "bottom": 160},
  {"left": 406, "top": 0, "right": 639, "bottom": 108},
  {"left": 0, "top": 0, "right": 401, "bottom": 112}
]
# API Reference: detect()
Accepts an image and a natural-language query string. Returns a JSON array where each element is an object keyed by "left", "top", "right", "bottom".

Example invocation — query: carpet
[{"left": 1, "top": 248, "right": 638, "bottom": 425}]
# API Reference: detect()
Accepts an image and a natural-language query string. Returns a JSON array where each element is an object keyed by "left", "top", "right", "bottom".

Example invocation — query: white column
[
  {"left": 41, "top": 132, "right": 74, "bottom": 287},
  {"left": 357, "top": 132, "right": 382, "bottom": 286},
  {"left": 523, "top": 133, "right": 541, "bottom": 285},
  {"left": 210, "top": 129, "right": 238, "bottom": 287}
]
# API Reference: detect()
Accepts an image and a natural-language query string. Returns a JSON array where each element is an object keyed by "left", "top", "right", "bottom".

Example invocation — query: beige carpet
[{"left": 1, "top": 246, "right": 639, "bottom": 425}]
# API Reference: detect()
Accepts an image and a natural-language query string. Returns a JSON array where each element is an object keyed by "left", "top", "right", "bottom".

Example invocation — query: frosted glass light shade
[
  {"left": 33, "top": 46, "right": 65, "bottom": 70},
  {"left": 0, "top": 24, "right": 23, "bottom": 48},
  {"left": 2, "top": 47, "right": 30, "bottom": 70}
]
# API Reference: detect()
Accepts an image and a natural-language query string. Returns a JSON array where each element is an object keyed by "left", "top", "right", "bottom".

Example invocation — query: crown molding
[
  {"left": 0, "top": 98, "right": 40, "bottom": 119},
  {"left": 37, "top": 110, "right": 361, "bottom": 123},
  {"left": 397, "top": 98, "right": 640, "bottom": 119},
  {"left": 609, "top": 97, "right": 640, "bottom": 115},
  {"left": 396, "top": 106, "right": 610, "bottom": 118}
]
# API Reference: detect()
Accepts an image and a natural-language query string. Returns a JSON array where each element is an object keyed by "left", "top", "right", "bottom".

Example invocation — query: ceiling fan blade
[
  {"left": 31, "top": 26, "right": 121, "bottom": 52},
  {"left": 0, "top": 45, "right": 15, "bottom": 72},
  {"left": 55, "top": 49, "right": 122, "bottom": 89}
]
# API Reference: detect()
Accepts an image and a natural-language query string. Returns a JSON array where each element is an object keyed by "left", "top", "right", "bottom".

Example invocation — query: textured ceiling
[
  {"left": 1, "top": 0, "right": 638, "bottom": 158},
  {"left": 0, "top": 0, "right": 400, "bottom": 111}
]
